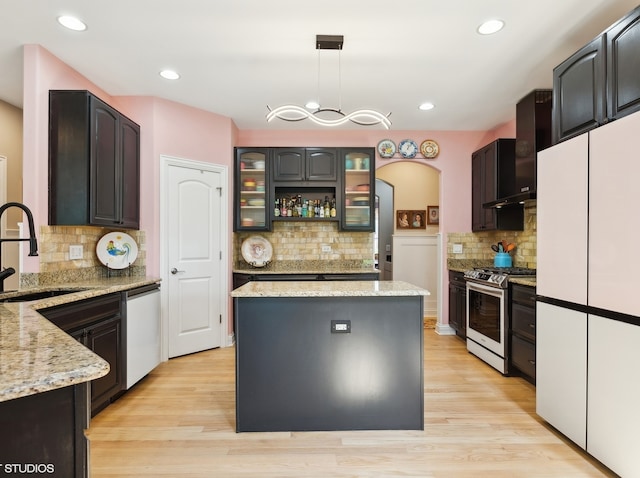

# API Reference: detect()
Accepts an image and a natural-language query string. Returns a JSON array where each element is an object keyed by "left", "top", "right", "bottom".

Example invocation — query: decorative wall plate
[
  {"left": 420, "top": 139, "right": 440, "bottom": 159},
  {"left": 377, "top": 139, "right": 396, "bottom": 158},
  {"left": 398, "top": 139, "right": 418, "bottom": 159},
  {"left": 96, "top": 232, "right": 138, "bottom": 269},
  {"left": 241, "top": 235, "right": 273, "bottom": 267}
]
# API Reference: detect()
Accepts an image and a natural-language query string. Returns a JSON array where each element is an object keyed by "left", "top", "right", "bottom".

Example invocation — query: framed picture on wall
[
  {"left": 427, "top": 206, "right": 439, "bottom": 225},
  {"left": 397, "top": 210, "right": 411, "bottom": 229},
  {"left": 411, "top": 210, "right": 426, "bottom": 229},
  {"left": 397, "top": 210, "right": 427, "bottom": 229}
]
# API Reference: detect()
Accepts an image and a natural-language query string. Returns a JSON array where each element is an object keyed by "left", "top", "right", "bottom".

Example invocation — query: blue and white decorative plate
[
  {"left": 398, "top": 139, "right": 418, "bottom": 159},
  {"left": 96, "top": 232, "right": 139, "bottom": 269}
]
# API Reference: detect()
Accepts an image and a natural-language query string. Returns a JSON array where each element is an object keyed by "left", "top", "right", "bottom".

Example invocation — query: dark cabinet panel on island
[
  {"left": 0, "top": 384, "right": 89, "bottom": 478},
  {"left": 49, "top": 90, "right": 140, "bottom": 229}
]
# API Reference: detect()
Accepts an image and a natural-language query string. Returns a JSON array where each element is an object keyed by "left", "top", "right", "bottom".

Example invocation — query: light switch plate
[
  {"left": 452, "top": 243, "right": 463, "bottom": 254},
  {"left": 321, "top": 245, "right": 331, "bottom": 253},
  {"left": 69, "top": 244, "right": 83, "bottom": 260}
]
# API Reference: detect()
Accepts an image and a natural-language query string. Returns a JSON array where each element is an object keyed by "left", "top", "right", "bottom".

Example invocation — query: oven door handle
[{"left": 466, "top": 281, "right": 505, "bottom": 298}]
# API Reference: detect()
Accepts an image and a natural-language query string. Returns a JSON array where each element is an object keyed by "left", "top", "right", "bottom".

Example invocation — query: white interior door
[{"left": 163, "top": 157, "right": 226, "bottom": 358}]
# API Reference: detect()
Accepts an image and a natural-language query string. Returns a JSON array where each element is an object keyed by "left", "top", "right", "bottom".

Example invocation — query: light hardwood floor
[{"left": 88, "top": 330, "right": 617, "bottom": 477}]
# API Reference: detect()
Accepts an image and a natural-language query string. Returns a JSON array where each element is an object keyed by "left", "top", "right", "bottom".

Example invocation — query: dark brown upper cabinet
[
  {"left": 607, "top": 6, "right": 640, "bottom": 121},
  {"left": 49, "top": 90, "right": 140, "bottom": 229},
  {"left": 552, "top": 36, "right": 606, "bottom": 144},
  {"left": 553, "top": 5, "right": 640, "bottom": 143},
  {"left": 471, "top": 139, "right": 523, "bottom": 232},
  {"left": 272, "top": 148, "right": 337, "bottom": 182}
]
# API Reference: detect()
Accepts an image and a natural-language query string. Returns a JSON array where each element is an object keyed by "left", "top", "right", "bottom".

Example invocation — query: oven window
[{"left": 468, "top": 288, "right": 501, "bottom": 342}]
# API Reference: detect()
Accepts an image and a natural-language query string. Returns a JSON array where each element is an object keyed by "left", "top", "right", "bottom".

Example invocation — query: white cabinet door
[
  {"left": 589, "top": 112, "right": 640, "bottom": 315},
  {"left": 536, "top": 134, "right": 588, "bottom": 304},
  {"left": 536, "top": 302, "right": 587, "bottom": 449},
  {"left": 587, "top": 315, "right": 640, "bottom": 478}
]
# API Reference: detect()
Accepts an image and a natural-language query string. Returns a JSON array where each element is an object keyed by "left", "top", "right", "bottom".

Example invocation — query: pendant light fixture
[{"left": 267, "top": 35, "right": 391, "bottom": 129}]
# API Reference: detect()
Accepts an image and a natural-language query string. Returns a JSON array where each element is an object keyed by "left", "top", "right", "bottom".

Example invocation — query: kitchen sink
[{"left": 0, "top": 289, "right": 88, "bottom": 303}]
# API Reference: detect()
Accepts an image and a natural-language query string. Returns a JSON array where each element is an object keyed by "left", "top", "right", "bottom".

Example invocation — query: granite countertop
[
  {"left": 0, "top": 276, "right": 160, "bottom": 403},
  {"left": 509, "top": 277, "right": 537, "bottom": 287},
  {"left": 233, "top": 265, "right": 380, "bottom": 275},
  {"left": 231, "top": 280, "right": 429, "bottom": 298}
]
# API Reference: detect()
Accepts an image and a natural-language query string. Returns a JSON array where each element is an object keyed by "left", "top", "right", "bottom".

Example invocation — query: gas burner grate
[{"left": 475, "top": 267, "right": 536, "bottom": 276}]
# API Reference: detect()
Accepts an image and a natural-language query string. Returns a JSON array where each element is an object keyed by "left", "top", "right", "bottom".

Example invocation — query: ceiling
[{"left": 1, "top": 0, "right": 638, "bottom": 131}]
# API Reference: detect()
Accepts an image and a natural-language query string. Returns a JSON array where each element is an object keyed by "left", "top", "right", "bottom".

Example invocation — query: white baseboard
[
  {"left": 435, "top": 324, "right": 456, "bottom": 335},
  {"left": 226, "top": 333, "right": 235, "bottom": 347}
]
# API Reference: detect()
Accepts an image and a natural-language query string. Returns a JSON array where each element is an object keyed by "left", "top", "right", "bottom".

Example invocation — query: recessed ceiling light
[
  {"left": 305, "top": 101, "right": 320, "bottom": 110},
  {"left": 160, "top": 70, "right": 180, "bottom": 80},
  {"left": 419, "top": 102, "right": 435, "bottom": 111},
  {"left": 57, "top": 15, "right": 87, "bottom": 32},
  {"left": 477, "top": 19, "right": 505, "bottom": 35}
]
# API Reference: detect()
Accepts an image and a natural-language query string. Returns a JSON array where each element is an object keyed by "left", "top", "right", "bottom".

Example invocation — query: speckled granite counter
[
  {"left": 231, "top": 280, "right": 429, "bottom": 298},
  {"left": 0, "top": 276, "right": 160, "bottom": 402},
  {"left": 233, "top": 261, "right": 379, "bottom": 276},
  {"left": 510, "top": 277, "right": 537, "bottom": 287}
]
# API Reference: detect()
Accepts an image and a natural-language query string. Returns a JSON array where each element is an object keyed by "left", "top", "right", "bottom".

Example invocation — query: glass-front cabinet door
[
  {"left": 341, "top": 148, "right": 375, "bottom": 231},
  {"left": 234, "top": 148, "right": 270, "bottom": 231}
]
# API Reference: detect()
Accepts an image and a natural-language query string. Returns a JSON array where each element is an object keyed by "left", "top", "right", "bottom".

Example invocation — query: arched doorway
[{"left": 376, "top": 161, "right": 441, "bottom": 321}]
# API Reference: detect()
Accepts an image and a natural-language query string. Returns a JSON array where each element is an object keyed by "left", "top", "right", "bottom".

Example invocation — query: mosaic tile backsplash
[{"left": 447, "top": 202, "right": 537, "bottom": 269}]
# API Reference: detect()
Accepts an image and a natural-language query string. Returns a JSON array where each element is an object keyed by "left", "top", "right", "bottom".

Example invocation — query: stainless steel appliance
[{"left": 464, "top": 267, "right": 536, "bottom": 373}]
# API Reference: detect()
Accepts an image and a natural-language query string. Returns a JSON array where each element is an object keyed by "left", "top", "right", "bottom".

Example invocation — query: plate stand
[{"left": 105, "top": 262, "right": 133, "bottom": 278}]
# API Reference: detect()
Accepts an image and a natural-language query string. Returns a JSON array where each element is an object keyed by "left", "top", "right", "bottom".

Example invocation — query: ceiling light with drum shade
[{"left": 267, "top": 35, "right": 392, "bottom": 129}]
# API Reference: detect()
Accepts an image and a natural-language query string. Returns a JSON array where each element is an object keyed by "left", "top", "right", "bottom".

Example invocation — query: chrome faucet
[{"left": 0, "top": 202, "right": 39, "bottom": 292}]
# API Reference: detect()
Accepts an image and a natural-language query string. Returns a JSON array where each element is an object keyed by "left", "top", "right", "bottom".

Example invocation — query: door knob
[{"left": 170, "top": 267, "right": 185, "bottom": 275}]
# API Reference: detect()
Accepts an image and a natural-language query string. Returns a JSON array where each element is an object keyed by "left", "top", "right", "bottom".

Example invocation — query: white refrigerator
[{"left": 536, "top": 110, "right": 640, "bottom": 477}]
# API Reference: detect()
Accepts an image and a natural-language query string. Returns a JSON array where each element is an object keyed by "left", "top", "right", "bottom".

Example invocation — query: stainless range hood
[{"left": 484, "top": 90, "right": 552, "bottom": 209}]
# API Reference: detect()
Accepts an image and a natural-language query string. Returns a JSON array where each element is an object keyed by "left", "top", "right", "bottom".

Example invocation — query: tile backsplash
[
  {"left": 234, "top": 221, "right": 374, "bottom": 268},
  {"left": 447, "top": 202, "right": 537, "bottom": 269},
  {"left": 20, "top": 225, "right": 146, "bottom": 286}
]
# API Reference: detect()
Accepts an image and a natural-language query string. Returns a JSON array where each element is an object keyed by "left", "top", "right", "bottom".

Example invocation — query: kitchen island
[
  {"left": 232, "top": 280, "right": 429, "bottom": 432},
  {"left": 0, "top": 276, "right": 159, "bottom": 478}
]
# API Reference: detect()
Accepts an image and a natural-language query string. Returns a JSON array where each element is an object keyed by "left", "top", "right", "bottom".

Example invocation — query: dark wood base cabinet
[
  {"left": 448, "top": 271, "right": 466, "bottom": 339},
  {"left": 509, "top": 284, "right": 536, "bottom": 384},
  {"left": 41, "top": 293, "right": 125, "bottom": 415},
  {"left": 0, "top": 384, "right": 89, "bottom": 478}
]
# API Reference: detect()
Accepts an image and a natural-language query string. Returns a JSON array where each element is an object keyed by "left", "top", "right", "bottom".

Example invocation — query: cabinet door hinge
[
  {"left": 219, "top": 314, "right": 222, "bottom": 324},
  {"left": 219, "top": 251, "right": 222, "bottom": 260},
  {"left": 216, "top": 187, "right": 222, "bottom": 197}
]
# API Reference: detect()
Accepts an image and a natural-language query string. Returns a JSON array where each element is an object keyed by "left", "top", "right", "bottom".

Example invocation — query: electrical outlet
[
  {"left": 452, "top": 243, "right": 463, "bottom": 254},
  {"left": 321, "top": 245, "right": 331, "bottom": 253},
  {"left": 69, "top": 244, "right": 83, "bottom": 260}
]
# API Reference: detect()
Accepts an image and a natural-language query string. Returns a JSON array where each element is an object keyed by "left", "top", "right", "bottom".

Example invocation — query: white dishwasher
[{"left": 126, "top": 284, "right": 161, "bottom": 389}]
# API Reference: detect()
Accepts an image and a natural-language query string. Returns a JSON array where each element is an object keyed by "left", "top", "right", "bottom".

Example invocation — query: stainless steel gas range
[{"left": 464, "top": 267, "right": 536, "bottom": 374}]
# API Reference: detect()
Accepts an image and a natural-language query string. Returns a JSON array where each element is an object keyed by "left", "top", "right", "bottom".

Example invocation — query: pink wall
[
  {"left": 22, "top": 45, "right": 236, "bottom": 278},
  {"left": 22, "top": 44, "right": 516, "bottom": 329}
]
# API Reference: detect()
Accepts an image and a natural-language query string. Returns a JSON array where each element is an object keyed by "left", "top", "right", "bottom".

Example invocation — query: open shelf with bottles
[{"left": 273, "top": 186, "right": 338, "bottom": 222}]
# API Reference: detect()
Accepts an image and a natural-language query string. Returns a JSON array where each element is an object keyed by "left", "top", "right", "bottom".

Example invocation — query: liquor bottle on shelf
[
  {"left": 274, "top": 198, "right": 280, "bottom": 217},
  {"left": 330, "top": 198, "right": 337, "bottom": 218}
]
